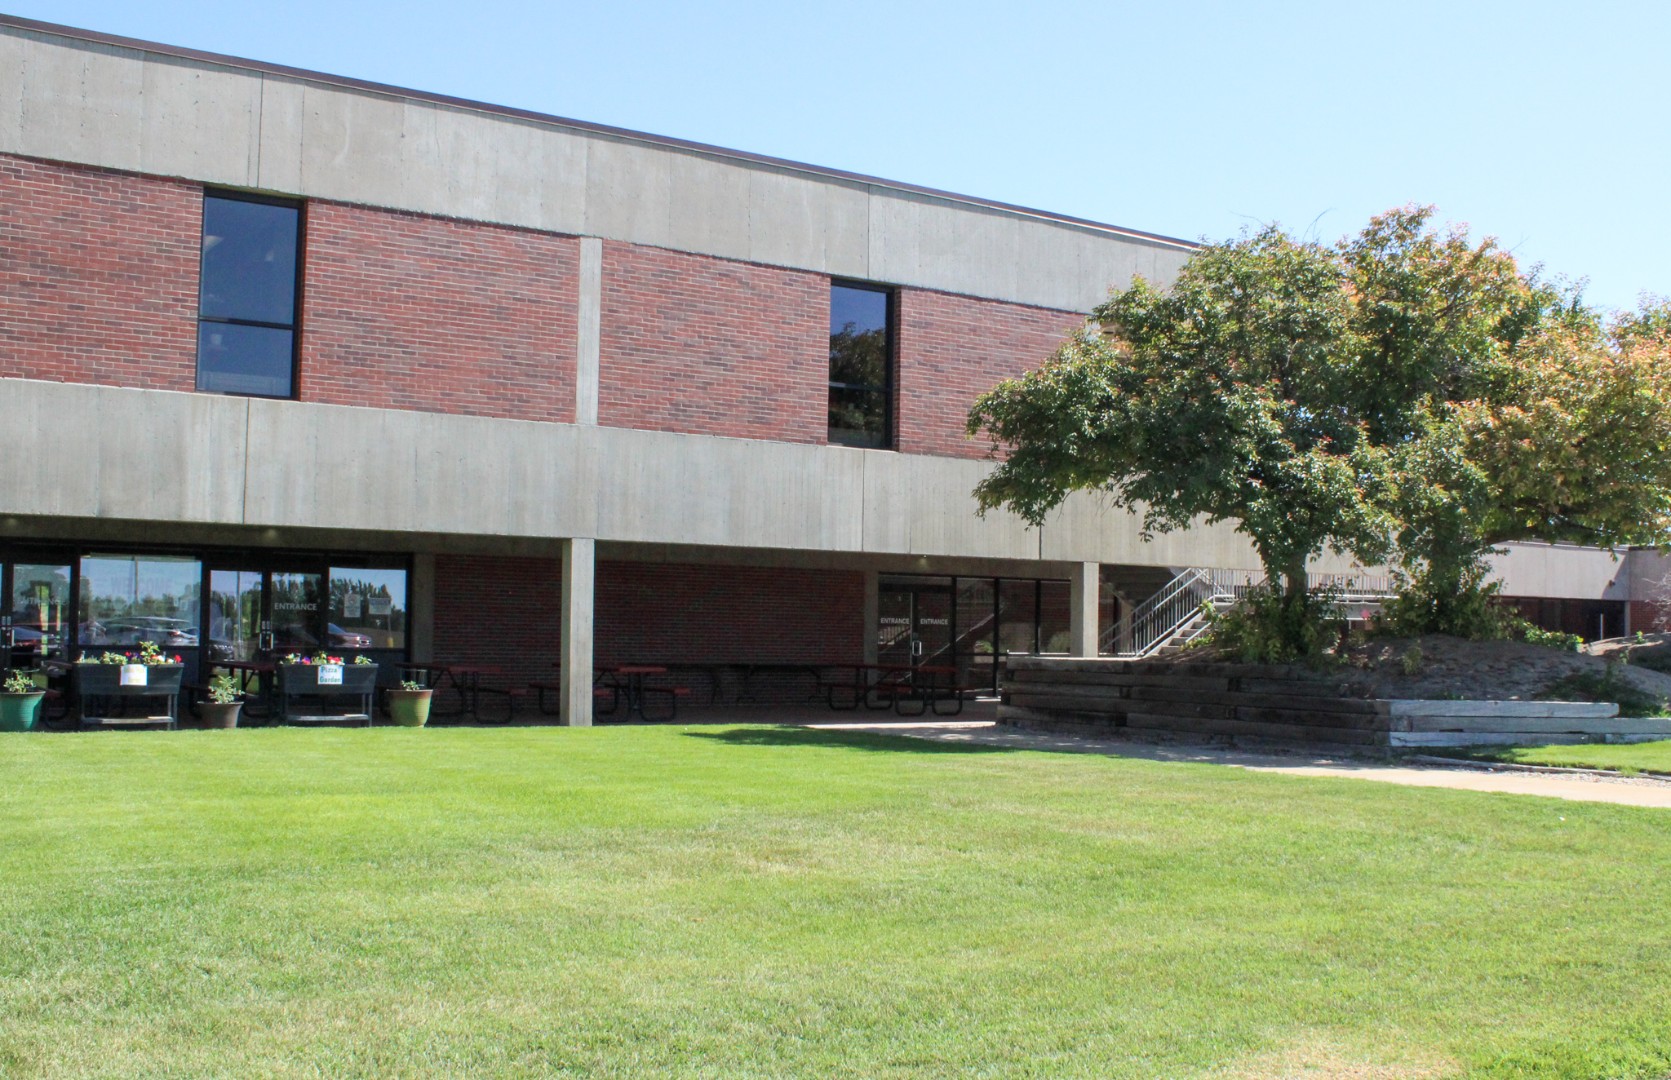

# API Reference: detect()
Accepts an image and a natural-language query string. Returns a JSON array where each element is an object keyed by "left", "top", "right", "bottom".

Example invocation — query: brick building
[{"left": 0, "top": 16, "right": 1645, "bottom": 723}]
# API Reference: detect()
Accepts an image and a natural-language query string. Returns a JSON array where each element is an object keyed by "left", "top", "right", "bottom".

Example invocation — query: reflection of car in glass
[
  {"left": 329, "top": 623, "right": 372, "bottom": 649},
  {"left": 102, "top": 617, "right": 197, "bottom": 649},
  {"left": 270, "top": 623, "right": 372, "bottom": 650},
  {"left": 7, "top": 626, "right": 49, "bottom": 661}
]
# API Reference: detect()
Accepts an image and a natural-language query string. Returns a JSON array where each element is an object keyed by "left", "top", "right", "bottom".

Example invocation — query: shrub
[{"left": 1199, "top": 583, "right": 1345, "bottom": 664}]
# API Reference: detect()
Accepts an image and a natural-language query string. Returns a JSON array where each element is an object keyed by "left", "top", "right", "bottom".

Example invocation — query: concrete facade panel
[
  {"left": 1488, "top": 543, "right": 1628, "bottom": 601},
  {"left": 866, "top": 191, "right": 920, "bottom": 287},
  {"left": 0, "top": 32, "right": 22, "bottom": 148},
  {"left": 138, "top": 56, "right": 260, "bottom": 187},
  {"left": 297, "top": 83, "right": 407, "bottom": 210},
  {"left": 2, "top": 378, "right": 1646, "bottom": 598},
  {"left": 1014, "top": 220, "right": 1087, "bottom": 310},
  {"left": 592, "top": 427, "right": 866, "bottom": 550},
  {"left": 1038, "top": 493, "right": 1259, "bottom": 570},
  {"left": 668, "top": 151, "right": 751, "bottom": 255},
  {"left": 582, "top": 137, "right": 672, "bottom": 246},
  {"left": 745, "top": 167, "right": 830, "bottom": 272},
  {"left": 239, "top": 399, "right": 594, "bottom": 538},
  {"left": 2, "top": 380, "right": 246, "bottom": 523},
  {"left": 14, "top": 34, "right": 143, "bottom": 173},
  {"left": 860, "top": 452, "right": 1039, "bottom": 560},
  {"left": 821, "top": 180, "right": 871, "bottom": 281},
  {"left": 253, "top": 75, "right": 305, "bottom": 194}
]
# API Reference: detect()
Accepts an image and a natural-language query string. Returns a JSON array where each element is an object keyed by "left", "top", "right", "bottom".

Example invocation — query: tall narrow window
[
  {"left": 828, "top": 281, "right": 893, "bottom": 448},
  {"left": 197, "top": 192, "right": 301, "bottom": 397}
]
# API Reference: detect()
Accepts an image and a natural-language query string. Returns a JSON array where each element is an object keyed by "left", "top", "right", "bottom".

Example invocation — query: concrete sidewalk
[{"left": 799, "top": 716, "right": 1671, "bottom": 809}]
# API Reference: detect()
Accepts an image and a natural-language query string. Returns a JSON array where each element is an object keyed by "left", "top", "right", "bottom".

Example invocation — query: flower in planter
[
  {"left": 283, "top": 652, "right": 356, "bottom": 666},
  {"left": 3, "top": 670, "right": 36, "bottom": 694}
]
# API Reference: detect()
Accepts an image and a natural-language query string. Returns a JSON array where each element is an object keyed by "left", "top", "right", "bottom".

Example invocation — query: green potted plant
[
  {"left": 200, "top": 672, "right": 243, "bottom": 729},
  {"left": 386, "top": 679, "right": 433, "bottom": 727},
  {"left": 0, "top": 669, "right": 46, "bottom": 732}
]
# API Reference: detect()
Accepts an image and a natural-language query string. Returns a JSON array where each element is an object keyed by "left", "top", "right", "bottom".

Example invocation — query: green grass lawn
[
  {"left": 1453, "top": 738, "right": 1671, "bottom": 776},
  {"left": 4, "top": 726, "right": 1671, "bottom": 1079}
]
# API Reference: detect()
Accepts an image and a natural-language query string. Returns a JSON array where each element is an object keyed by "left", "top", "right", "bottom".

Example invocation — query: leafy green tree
[
  {"left": 967, "top": 225, "right": 1396, "bottom": 656},
  {"left": 968, "top": 208, "right": 1671, "bottom": 653}
]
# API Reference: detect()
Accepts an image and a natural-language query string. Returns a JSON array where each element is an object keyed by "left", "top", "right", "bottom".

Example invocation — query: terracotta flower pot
[{"left": 386, "top": 688, "right": 432, "bottom": 727}]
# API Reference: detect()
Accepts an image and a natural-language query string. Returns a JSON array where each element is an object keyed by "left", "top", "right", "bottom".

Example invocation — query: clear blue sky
[{"left": 12, "top": 0, "right": 1667, "bottom": 312}]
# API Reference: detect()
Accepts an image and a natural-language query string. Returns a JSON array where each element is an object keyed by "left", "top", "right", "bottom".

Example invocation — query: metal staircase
[{"left": 1103, "top": 568, "right": 1395, "bottom": 658}]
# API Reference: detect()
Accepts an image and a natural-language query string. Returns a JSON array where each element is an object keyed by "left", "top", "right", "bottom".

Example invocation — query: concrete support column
[
  {"left": 560, "top": 537, "right": 596, "bottom": 727},
  {"left": 575, "top": 237, "right": 602, "bottom": 425},
  {"left": 1070, "top": 561, "right": 1100, "bottom": 658},
  {"left": 410, "top": 552, "right": 437, "bottom": 661}
]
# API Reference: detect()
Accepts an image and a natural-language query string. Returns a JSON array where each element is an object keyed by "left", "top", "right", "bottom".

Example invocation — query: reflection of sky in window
[
  {"left": 81, "top": 556, "right": 201, "bottom": 610},
  {"left": 831, "top": 285, "right": 887, "bottom": 335},
  {"left": 331, "top": 568, "right": 407, "bottom": 616},
  {"left": 200, "top": 197, "right": 298, "bottom": 324}
]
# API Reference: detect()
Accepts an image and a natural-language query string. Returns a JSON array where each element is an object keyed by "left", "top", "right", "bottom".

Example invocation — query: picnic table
[
  {"left": 596, "top": 664, "right": 682, "bottom": 721},
  {"left": 820, "top": 663, "right": 966, "bottom": 716}
]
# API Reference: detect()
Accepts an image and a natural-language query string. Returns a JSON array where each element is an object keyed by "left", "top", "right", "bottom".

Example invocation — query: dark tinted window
[
  {"left": 197, "top": 193, "right": 300, "bottom": 397},
  {"left": 829, "top": 283, "right": 892, "bottom": 448}
]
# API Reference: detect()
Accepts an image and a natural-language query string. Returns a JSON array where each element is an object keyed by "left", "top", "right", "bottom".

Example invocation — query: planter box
[
  {"left": 74, "top": 663, "right": 185, "bottom": 729},
  {"left": 276, "top": 663, "right": 378, "bottom": 725}
]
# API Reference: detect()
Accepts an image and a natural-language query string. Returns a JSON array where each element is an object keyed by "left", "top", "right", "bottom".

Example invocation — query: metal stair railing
[
  {"left": 1103, "top": 568, "right": 1396, "bottom": 658},
  {"left": 1110, "top": 568, "right": 1219, "bottom": 658}
]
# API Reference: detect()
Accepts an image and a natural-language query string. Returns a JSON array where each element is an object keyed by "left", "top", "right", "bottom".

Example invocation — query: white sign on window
[
  {"left": 318, "top": 664, "right": 344, "bottom": 686},
  {"left": 368, "top": 596, "right": 393, "bottom": 617},
  {"left": 344, "top": 593, "right": 363, "bottom": 618},
  {"left": 119, "top": 664, "right": 148, "bottom": 687}
]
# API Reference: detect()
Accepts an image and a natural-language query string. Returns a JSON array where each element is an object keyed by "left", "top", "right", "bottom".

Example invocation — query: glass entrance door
[
  {"left": 207, "top": 570, "right": 264, "bottom": 662},
  {"left": 206, "top": 566, "right": 324, "bottom": 662},
  {"left": 4, "top": 561, "right": 73, "bottom": 670},
  {"left": 878, "top": 578, "right": 954, "bottom": 670}
]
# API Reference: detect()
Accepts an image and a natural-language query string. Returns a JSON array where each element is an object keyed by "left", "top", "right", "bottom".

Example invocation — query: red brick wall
[
  {"left": 596, "top": 562, "right": 865, "bottom": 665},
  {"left": 432, "top": 554, "right": 562, "bottom": 690},
  {"left": 598, "top": 242, "right": 828, "bottom": 441},
  {"left": 430, "top": 556, "right": 865, "bottom": 703},
  {"left": 302, "top": 202, "right": 578, "bottom": 421},
  {"left": 0, "top": 154, "right": 199, "bottom": 389},
  {"left": 1632, "top": 600, "right": 1669, "bottom": 634},
  {"left": 896, "top": 288, "right": 1080, "bottom": 458}
]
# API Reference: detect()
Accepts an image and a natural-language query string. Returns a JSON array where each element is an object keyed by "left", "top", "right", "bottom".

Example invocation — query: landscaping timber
[{"left": 1001, "top": 655, "right": 1658, "bottom": 748}]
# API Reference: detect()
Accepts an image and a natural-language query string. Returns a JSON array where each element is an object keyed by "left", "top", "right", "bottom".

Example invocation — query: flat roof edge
[{"left": 0, "top": 13, "right": 1197, "bottom": 253}]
